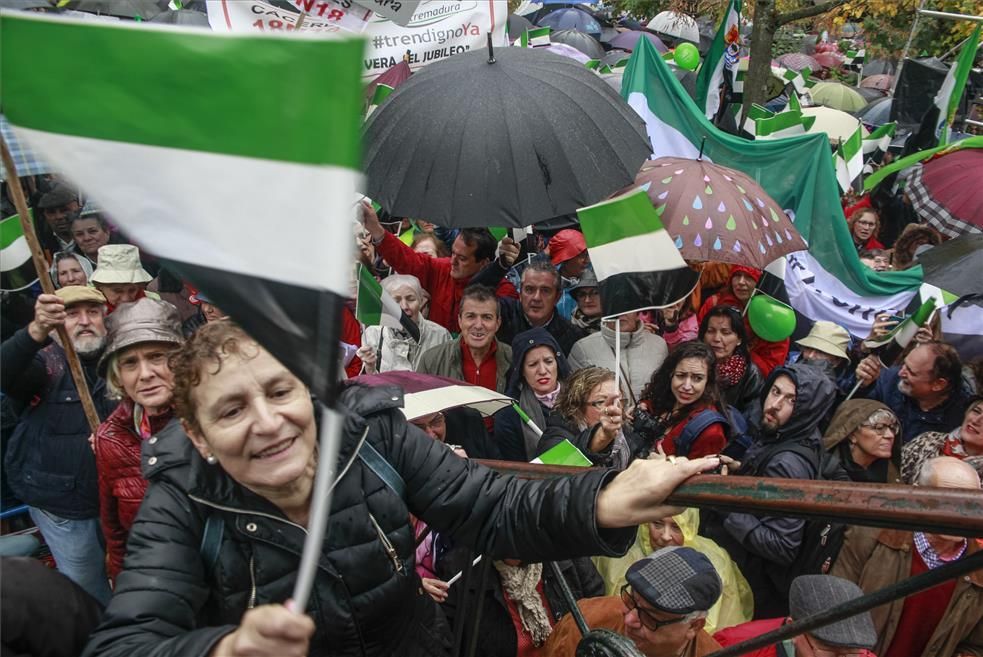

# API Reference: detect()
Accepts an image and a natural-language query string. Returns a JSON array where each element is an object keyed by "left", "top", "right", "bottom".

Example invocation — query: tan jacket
[{"left": 831, "top": 527, "right": 983, "bottom": 657}]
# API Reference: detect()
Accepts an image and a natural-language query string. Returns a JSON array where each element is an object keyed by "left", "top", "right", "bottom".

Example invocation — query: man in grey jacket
[{"left": 705, "top": 363, "right": 837, "bottom": 619}]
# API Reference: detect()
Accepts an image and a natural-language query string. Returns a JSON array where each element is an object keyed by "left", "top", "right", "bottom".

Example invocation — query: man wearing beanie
[
  {"left": 714, "top": 574, "right": 877, "bottom": 656},
  {"left": 545, "top": 546, "right": 723, "bottom": 656}
]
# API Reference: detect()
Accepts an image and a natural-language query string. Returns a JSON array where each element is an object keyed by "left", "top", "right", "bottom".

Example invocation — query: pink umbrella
[
  {"left": 776, "top": 52, "right": 820, "bottom": 72},
  {"left": 860, "top": 74, "right": 894, "bottom": 91},
  {"left": 813, "top": 52, "right": 845, "bottom": 69}
]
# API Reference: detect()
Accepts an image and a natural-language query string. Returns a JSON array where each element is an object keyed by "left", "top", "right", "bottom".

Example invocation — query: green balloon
[
  {"left": 747, "top": 294, "right": 796, "bottom": 342},
  {"left": 673, "top": 43, "right": 700, "bottom": 71}
]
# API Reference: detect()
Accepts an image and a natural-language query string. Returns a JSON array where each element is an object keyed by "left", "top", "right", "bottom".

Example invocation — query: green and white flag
[
  {"left": 577, "top": 186, "right": 699, "bottom": 319},
  {"left": 694, "top": 0, "right": 740, "bottom": 119},
  {"left": 933, "top": 25, "right": 981, "bottom": 145},
  {"left": 1, "top": 12, "right": 365, "bottom": 401},
  {"left": 619, "top": 37, "right": 922, "bottom": 330},
  {"left": 1, "top": 213, "right": 38, "bottom": 291},
  {"left": 863, "top": 297, "right": 937, "bottom": 366},
  {"left": 862, "top": 122, "right": 896, "bottom": 156},
  {"left": 747, "top": 93, "right": 816, "bottom": 139},
  {"left": 834, "top": 125, "right": 864, "bottom": 192},
  {"left": 531, "top": 439, "right": 592, "bottom": 467},
  {"left": 355, "top": 264, "right": 420, "bottom": 341},
  {"left": 518, "top": 26, "right": 550, "bottom": 48}
]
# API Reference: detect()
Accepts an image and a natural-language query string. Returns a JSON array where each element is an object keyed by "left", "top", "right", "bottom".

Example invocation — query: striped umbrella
[
  {"left": 776, "top": 52, "right": 820, "bottom": 72},
  {"left": 352, "top": 371, "right": 513, "bottom": 420},
  {"left": 907, "top": 149, "right": 983, "bottom": 239},
  {"left": 0, "top": 115, "right": 53, "bottom": 181}
]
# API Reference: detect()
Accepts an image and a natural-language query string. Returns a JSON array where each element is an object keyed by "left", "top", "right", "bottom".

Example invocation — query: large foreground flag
[
  {"left": 1, "top": 213, "right": 38, "bottom": 291},
  {"left": 933, "top": 25, "right": 981, "bottom": 145},
  {"left": 620, "top": 37, "right": 922, "bottom": 332},
  {"left": 1, "top": 13, "right": 364, "bottom": 401},
  {"left": 577, "top": 187, "right": 699, "bottom": 318},
  {"left": 694, "top": 0, "right": 740, "bottom": 119},
  {"left": 355, "top": 265, "right": 420, "bottom": 342}
]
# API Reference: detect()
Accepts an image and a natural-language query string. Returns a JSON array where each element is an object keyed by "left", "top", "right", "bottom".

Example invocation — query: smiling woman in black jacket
[{"left": 82, "top": 321, "right": 719, "bottom": 657}]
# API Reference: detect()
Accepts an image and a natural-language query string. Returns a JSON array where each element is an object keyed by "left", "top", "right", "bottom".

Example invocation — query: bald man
[{"left": 832, "top": 457, "right": 982, "bottom": 657}]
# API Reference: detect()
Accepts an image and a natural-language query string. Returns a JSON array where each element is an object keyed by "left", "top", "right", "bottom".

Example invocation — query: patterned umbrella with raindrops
[{"left": 626, "top": 157, "right": 808, "bottom": 268}]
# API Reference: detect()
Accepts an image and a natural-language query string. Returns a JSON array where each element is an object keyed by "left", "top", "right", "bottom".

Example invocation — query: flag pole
[
  {"left": 0, "top": 137, "right": 102, "bottom": 433},
  {"left": 614, "top": 317, "right": 622, "bottom": 400}
]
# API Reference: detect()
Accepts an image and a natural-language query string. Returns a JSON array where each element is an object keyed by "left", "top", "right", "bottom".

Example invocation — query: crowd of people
[{"left": 1, "top": 163, "right": 981, "bottom": 657}]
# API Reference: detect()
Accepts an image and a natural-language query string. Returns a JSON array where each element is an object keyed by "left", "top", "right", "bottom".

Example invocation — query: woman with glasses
[
  {"left": 822, "top": 399, "right": 901, "bottom": 484},
  {"left": 901, "top": 396, "right": 983, "bottom": 484},
  {"left": 535, "top": 366, "right": 648, "bottom": 469},
  {"left": 846, "top": 209, "right": 884, "bottom": 252}
]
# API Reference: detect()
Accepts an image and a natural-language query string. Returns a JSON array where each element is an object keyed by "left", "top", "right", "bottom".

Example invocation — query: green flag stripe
[
  {"left": 577, "top": 188, "right": 665, "bottom": 247},
  {"left": 1, "top": 14, "right": 364, "bottom": 168},
  {"left": 0, "top": 215, "right": 26, "bottom": 251},
  {"left": 356, "top": 265, "right": 383, "bottom": 325}
]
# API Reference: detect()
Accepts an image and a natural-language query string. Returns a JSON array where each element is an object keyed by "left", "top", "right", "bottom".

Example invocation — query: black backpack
[{"left": 788, "top": 450, "right": 850, "bottom": 578}]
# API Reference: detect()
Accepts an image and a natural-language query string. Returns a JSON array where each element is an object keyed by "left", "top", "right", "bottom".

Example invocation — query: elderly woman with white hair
[{"left": 357, "top": 273, "right": 451, "bottom": 373}]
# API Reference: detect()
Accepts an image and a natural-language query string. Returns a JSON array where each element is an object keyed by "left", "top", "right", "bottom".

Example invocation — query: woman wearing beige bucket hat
[
  {"left": 795, "top": 320, "right": 854, "bottom": 396},
  {"left": 90, "top": 244, "right": 156, "bottom": 313},
  {"left": 93, "top": 297, "right": 183, "bottom": 582}
]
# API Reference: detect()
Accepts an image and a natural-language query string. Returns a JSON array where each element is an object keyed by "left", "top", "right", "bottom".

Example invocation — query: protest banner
[{"left": 206, "top": 0, "right": 372, "bottom": 35}]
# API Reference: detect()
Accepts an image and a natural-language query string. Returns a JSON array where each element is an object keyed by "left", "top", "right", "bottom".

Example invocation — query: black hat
[
  {"left": 625, "top": 546, "right": 722, "bottom": 615},
  {"left": 789, "top": 575, "right": 877, "bottom": 648},
  {"left": 38, "top": 185, "right": 77, "bottom": 209}
]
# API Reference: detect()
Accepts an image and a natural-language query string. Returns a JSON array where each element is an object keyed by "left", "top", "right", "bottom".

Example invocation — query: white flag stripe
[
  {"left": 588, "top": 231, "right": 687, "bottom": 281},
  {"left": 0, "top": 235, "right": 31, "bottom": 271},
  {"left": 627, "top": 92, "right": 709, "bottom": 161},
  {"left": 14, "top": 127, "right": 359, "bottom": 294}
]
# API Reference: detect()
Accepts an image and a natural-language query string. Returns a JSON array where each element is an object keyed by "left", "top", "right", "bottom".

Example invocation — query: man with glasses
[
  {"left": 856, "top": 341, "right": 970, "bottom": 444},
  {"left": 545, "top": 546, "right": 723, "bottom": 657},
  {"left": 715, "top": 574, "right": 877, "bottom": 657}
]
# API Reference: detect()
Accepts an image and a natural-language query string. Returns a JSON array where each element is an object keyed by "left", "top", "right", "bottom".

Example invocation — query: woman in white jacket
[{"left": 358, "top": 274, "right": 451, "bottom": 373}]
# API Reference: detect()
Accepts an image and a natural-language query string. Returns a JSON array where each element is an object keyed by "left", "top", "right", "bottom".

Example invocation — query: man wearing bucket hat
[
  {"left": 714, "top": 574, "right": 877, "bottom": 657},
  {"left": 1, "top": 286, "right": 117, "bottom": 605},
  {"left": 795, "top": 320, "right": 854, "bottom": 398},
  {"left": 94, "top": 298, "right": 184, "bottom": 582},
  {"left": 545, "top": 546, "right": 724, "bottom": 656},
  {"left": 90, "top": 244, "right": 155, "bottom": 313}
]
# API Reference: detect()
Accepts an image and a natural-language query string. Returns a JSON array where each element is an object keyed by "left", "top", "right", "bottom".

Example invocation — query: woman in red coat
[
  {"left": 847, "top": 208, "right": 885, "bottom": 251},
  {"left": 638, "top": 342, "right": 728, "bottom": 458},
  {"left": 94, "top": 298, "right": 184, "bottom": 582}
]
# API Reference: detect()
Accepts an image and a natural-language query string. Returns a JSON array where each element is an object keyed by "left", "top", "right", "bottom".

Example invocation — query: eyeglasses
[
  {"left": 411, "top": 412, "right": 445, "bottom": 432},
  {"left": 588, "top": 398, "right": 625, "bottom": 410},
  {"left": 861, "top": 422, "right": 899, "bottom": 436},
  {"left": 804, "top": 633, "right": 867, "bottom": 657},
  {"left": 620, "top": 585, "right": 687, "bottom": 632}
]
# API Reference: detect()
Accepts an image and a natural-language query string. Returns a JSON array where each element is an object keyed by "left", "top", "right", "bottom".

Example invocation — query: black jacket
[
  {"left": 536, "top": 413, "right": 650, "bottom": 469},
  {"left": 82, "top": 384, "right": 634, "bottom": 657},
  {"left": 705, "top": 364, "right": 837, "bottom": 618},
  {"left": 720, "top": 358, "right": 765, "bottom": 419},
  {"left": 497, "top": 298, "right": 585, "bottom": 357},
  {"left": 1, "top": 328, "right": 116, "bottom": 518}
]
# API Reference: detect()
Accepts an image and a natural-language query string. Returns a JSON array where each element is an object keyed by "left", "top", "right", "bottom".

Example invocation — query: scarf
[
  {"left": 941, "top": 427, "right": 970, "bottom": 459},
  {"left": 716, "top": 353, "right": 748, "bottom": 389},
  {"left": 518, "top": 386, "right": 550, "bottom": 461},
  {"left": 492, "top": 561, "right": 553, "bottom": 647},
  {"left": 570, "top": 308, "right": 601, "bottom": 334},
  {"left": 534, "top": 383, "right": 561, "bottom": 409}
]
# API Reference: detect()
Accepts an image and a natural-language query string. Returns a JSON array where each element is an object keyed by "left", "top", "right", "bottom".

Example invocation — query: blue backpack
[{"left": 674, "top": 405, "right": 752, "bottom": 460}]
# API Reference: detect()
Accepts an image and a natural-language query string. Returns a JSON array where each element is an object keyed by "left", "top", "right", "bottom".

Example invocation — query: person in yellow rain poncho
[{"left": 593, "top": 508, "right": 753, "bottom": 634}]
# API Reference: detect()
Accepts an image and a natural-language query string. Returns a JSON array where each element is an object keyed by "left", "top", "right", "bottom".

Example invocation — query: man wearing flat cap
[
  {"left": 1, "top": 286, "right": 118, "bottom": 605},
  {"left": 545, "top": 546, "right": 723, "bottom": 656},
  {"left": 714, "top": 574, "right": 877, "bottom": 657},
  {"left": 36, "top": 183, "right": 81, "bottom": 252}
]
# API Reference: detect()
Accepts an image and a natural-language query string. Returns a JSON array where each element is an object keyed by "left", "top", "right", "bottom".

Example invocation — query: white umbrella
[
  {"left": 647, "top": 11, "right": 699, "bottom": 44},
  {"left": 802, "top": 106, "right": 870, "bottom": 145}
]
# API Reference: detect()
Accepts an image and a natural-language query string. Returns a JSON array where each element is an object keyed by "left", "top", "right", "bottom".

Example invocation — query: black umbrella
[
  {"left": 149, "top": 7, "right": 209, "bottom": 25},
  {"left": 916, "top": 234, "right": 983, "bottom": 300},
  {"left": 550, "top": 29, "right": 605, "bottom": 59},
  {"left": 507, "top": 13, "right": 534, "bottom": 39},
  {"left": 855, "top": 86, "right": 888, "bottom": 104},
  {"left": 856, "top": 96, "right": 892, "bottom": 128},
  {"left": 63, "top": 0, "right": 160, "bottom": 18},
  {"left": 863, "top": 58, "right": 898, "bottom": 76},
  {"left": 364, "top": 44, "right": 651, "bottom": 228}
]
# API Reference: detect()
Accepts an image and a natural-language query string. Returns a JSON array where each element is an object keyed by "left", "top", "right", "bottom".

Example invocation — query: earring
[{"left": 206, "top": 454, "right": 218, "bottom": 465}]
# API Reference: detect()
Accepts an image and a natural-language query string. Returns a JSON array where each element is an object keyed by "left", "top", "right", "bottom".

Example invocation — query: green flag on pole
[
  {"left": 934, "top": 25, "right": 982, "bottom": 145},
  {"left": 694, "top": 0, "right": 740, "bottom": 119}
]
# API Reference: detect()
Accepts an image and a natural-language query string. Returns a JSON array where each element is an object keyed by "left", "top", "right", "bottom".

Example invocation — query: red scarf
[{"left": 716, "top": 353, "right": 748, "bottom": 388}]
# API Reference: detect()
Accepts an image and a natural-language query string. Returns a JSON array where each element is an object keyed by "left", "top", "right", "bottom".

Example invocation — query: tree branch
[{"left": 776, "top": 0, "right": 851, "bottom": 25}]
